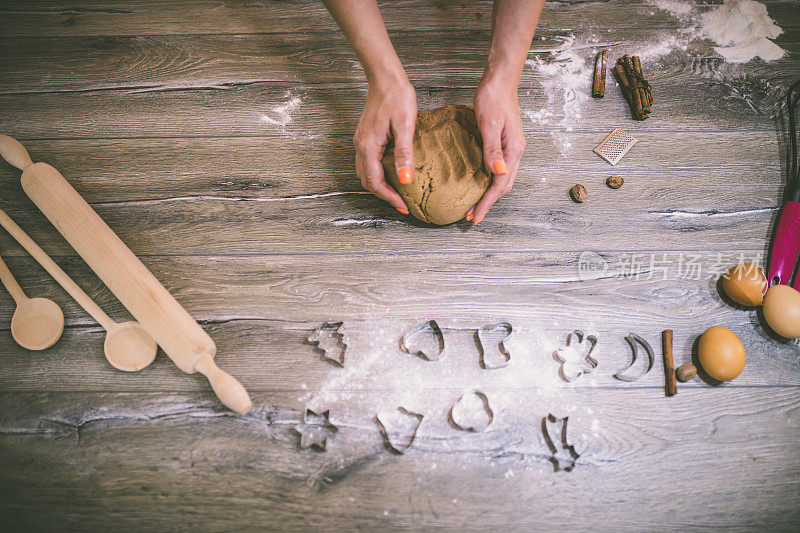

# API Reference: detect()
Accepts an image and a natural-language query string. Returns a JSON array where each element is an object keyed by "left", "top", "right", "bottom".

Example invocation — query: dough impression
[{"left": 382, "top": 105, "right": 491, "bottom": 225}]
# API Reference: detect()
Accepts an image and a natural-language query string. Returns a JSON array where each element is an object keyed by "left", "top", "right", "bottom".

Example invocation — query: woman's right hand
[{"left": 354, "top": 78, "right": 417, "bottom": 214}]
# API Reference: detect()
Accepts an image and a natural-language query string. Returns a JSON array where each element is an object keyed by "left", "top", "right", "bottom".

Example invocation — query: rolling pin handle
[
  {"left": 195, "top": 355, "right": 253, "bottom": 415},
  {"left": 0, "top": 135, "right": 34, "bottom": 170}
]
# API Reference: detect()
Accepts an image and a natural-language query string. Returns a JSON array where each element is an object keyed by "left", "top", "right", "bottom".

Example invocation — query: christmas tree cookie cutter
[{"left": 308, "top": 321, "right": 347, "bottom": 366}]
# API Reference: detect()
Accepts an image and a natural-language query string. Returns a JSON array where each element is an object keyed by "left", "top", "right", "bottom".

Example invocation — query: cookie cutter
[
  {"left": 553, "top": 330, "right": 598, "bottom": 382},
  {"left": 477, "top": 322, "right": 513, "bottom": 369},
  {"left": 308, "top": 321, "right": 347, "bottom": 366},
  {"left": 614, "top": 333, "right": 655, "bottom": 382},
  {"left": 401, "top": 320, "right": 445, "bottom": 361},
  {"left": 295, "top": 409, "right": 338, "bottom": 451},
  {"left": 449, "top": 390, "right": 493, "bottom": 432},
  {"left": 542, "top": 414, "right": 580, "bottom": 472},
  {"left": 376, "top": 407, "right": 424, "bottom": 454}
]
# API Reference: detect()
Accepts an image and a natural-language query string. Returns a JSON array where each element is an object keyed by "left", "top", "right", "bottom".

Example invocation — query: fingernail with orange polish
[
  {"left": 466, "top": 212, "right": 473, "bottom": 221},
  {"left": 398, "top": 166, "right": 413, "bottom": 184},
  {"left": 473, "top": 214, "right": 484, "bottom": 225},
  {"left": 493, "top": 160, "right": 508, "bottom": 175},
  {"left": 396, "top": 207, "right": 409, "bottom": 215}
]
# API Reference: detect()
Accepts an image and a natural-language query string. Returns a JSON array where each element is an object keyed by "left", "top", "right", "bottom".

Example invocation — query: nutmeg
[
  {"left": 570, "top": 184, "right": 588, "bottom": 203},
  {"left": 606, "top": 175, "right": 623, "bottom": 189},
  {"left": 676, "top": 363, "right": 697, "bottom": 382}
]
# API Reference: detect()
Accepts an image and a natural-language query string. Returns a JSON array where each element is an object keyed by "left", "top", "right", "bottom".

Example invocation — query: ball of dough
[{"left": 382, "top": 105, "right": 491, "bottom": 225}]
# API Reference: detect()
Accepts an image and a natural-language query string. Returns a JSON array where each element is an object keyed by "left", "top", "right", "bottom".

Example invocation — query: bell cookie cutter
[
  {"left": 401, "top": 320, "right": 446, "bottom": 361},
  {"left": 295, "top": 409, "right": 338, "bottom": 452},
  {"left": 449, "top": 391, "right": 494, "bottom": 432},
  {"left": 477, "top": 322, "right": 513, "bottom": 369},
  {"left": 376, "top": 407, "right": 424, "bottom": 454},
  {"left": 553, "top": 330, "right": 598, "bottom": 382},
  {"left": 543, "top": 413, "right": 580, "bottom": 472},
  {"left": 614, "top": 333, "right": 654, "bottom": 382},
  {"left": 308, "top": 321, "right": 347, "bottom": 366}
]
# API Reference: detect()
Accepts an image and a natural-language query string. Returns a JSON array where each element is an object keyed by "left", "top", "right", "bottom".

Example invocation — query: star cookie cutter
[
  {"left": 308, "top": 321, "right": 347, "bottom": 366},
  {"left": 477, "top": 322, "right": 513, "bottom": 369},
  {"left": 376, "top": 407, "right": 424, "bottom": 454},
  {"left": 543, "top": 414, "right": 580, "bottom": 472},
  {"left": 614, "top": 333, "right": 655, "bottom": 382},
  {"left": 553, "top": 330, "right": 598, "bottom": 382},
  {"left": 449, "top": 391, "right": 494, "bottom": 432},
  {"left": 401, "top": 320, "right": 445, "bottom": 361},
  {"left": 295, "top": 409, "right": 338, "bottom": 451}
]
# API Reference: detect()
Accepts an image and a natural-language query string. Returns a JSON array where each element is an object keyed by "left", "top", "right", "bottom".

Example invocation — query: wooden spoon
[
  {"left": 0, "top": 253, "right": 64, "bottom": 350},
  {"left": 0, "top": 210, "right": 157, "bottom": 371}
]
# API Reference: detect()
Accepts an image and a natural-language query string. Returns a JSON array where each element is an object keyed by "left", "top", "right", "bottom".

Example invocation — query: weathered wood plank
[
  {"left": 0, "top": 175, "right": 778, "bottom": 256},
  {"left": 0, "top": 29, "right": 797, "bottom": 105},
  {"left": 0, "top": 252, "right": 796, "bottom": 392},
  {"left": 0, "top": 133, "right": 785, "bottom": 200},
  {"left": 0, "top": 0, "right": 797, "bottom": 37},
  {"left": 1, "top": 388, "right": 798, "bottom": 530}
]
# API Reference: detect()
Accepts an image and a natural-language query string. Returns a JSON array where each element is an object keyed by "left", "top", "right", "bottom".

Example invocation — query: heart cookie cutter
[{"left": 401, "top": 320, "right": 446, "bottom": 361}]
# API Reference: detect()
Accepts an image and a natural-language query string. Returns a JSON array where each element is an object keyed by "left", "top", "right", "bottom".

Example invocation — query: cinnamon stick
[
  {"left": 613, "top": 55, "right": 652, "bottom": 120},
  {"left": 662, "top": 330, "right": 677, "bottom": 397},
  {"left": 592, "top": 49, "right": 608, "bottom": 98}
]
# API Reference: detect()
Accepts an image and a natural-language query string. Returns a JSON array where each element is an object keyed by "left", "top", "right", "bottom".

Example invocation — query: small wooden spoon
[
  {"left": 0, "top": 253, "right": 64, "bottom": 350},
  {"left": 0, "top": 210, "right": 157, "bottom": 371}
]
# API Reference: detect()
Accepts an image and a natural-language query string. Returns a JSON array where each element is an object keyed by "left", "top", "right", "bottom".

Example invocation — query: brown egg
[
  {"left": 698, "top": 326, "right": 746, "bottom": 381},
  {"left": 721, "top": 263, "right": 767, "bottom": 306},
  {"left": 763, "top": 285, "right": 800, "bottom": 339}
]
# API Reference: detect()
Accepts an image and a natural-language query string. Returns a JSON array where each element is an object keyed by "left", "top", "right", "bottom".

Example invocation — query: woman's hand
[
  {"left": 469, "top": 77, "right": 526, "bottom": 224},
  {"left": 354, "top": 78, "right": 417, "bottom": 213}
]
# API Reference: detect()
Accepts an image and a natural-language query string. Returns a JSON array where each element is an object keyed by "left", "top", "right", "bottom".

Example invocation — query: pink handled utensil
[{"left": 769, "top": 80, "right": 800, "bottom": 288}]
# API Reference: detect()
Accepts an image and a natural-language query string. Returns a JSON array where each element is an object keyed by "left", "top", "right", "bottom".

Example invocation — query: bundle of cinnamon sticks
[{"left": 612, "top": 54, "right": 652, "bottom": 120}]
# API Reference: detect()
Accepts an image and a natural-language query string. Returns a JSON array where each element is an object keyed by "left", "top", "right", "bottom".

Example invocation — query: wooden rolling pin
[{"left": 0, "top": 135, "right": 252, "bottom": 414}]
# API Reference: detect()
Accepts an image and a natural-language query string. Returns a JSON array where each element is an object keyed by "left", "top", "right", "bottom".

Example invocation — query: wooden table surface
[{"left": 1, "top": 0, "right": 799, "bottom": 530}]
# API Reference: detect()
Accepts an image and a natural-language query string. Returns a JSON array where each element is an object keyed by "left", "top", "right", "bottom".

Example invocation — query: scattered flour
[
  {"left": 650, "top": 0, "right": 785, "bottom": 63},
  {"left": 700, "top": 0, "right": 785, "bottom": 63},
  {"left": 260, "top": 91, "right": 303, "bottom": 127}
]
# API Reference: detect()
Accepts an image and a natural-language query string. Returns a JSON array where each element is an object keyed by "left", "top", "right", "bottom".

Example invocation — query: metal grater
[{"left": 593, "top": 128, "right": 637, "bottom": 165}]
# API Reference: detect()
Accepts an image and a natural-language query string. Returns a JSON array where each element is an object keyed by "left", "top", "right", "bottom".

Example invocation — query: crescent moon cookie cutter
[
  {"left": 614, "top": 333, "right": 655, "bottom": 382},
  {"left": 401, "top": 320, "right": 446, "bottom": 361},
  {"left": 553, "top": 330, "right": 598, "bottom": 382},
  {"left": 308, "top": 321, "right": 347, "bottom": 366},
  {"left": 477, "top": 322, "right": 513, "bottom": 369}
]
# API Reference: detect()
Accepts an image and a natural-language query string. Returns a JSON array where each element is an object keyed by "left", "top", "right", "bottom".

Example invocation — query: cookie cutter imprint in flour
[
  {"left": 401, "top": 320, "right": 446, "bottom": 361},
  {"left": 614, "top": 333, "right": 655, "bottom": 382},
  {"left": 553, "top": 330, "right": 598, "bottom": 381},
  {"left": 477, "top": 322, "right": 513, "bottom": 369},
  {"left": 376, "top": 407, "right": 424, "bottom": 454},
  {"left": 543, "top": 414, "right": 580, "bottom": 472},
  {"left": 295, "top": 409, "right": 338, "bottom": 451},
  {"left": 308, "top": 321, "right": 347, "bottom": 366},
  {"left": 449, "top": 391, "right": 494, "bottom": 432}
]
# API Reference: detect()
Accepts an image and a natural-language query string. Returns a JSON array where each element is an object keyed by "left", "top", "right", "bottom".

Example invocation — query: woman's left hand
[{"left": 469, "top": 77, "right": 527, "bottom": 225}]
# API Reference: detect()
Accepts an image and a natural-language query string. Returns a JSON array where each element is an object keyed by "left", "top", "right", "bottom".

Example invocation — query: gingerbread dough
[{"left": 382, "top": 105, "right": 491, "bottom": 225}]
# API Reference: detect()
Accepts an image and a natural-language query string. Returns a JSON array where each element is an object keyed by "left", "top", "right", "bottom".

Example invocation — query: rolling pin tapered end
[
  {"left": 195, "top": 355, "right": 253, "bottom": 415},
  {"left": 0, "top": 135, "right": 34, "bottom": 171}
]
